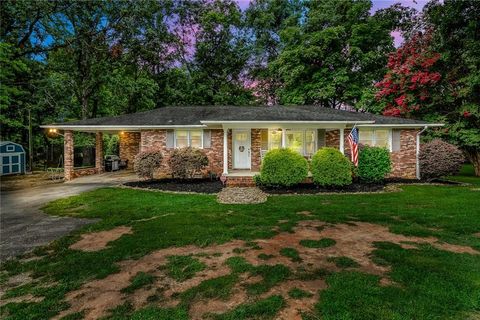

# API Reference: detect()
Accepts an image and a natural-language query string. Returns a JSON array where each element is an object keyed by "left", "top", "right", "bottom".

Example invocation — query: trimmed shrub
[
  {"left": 134, "top": 151, "right": 163, "bottom": 180},
  {"left": 168, "top": 147, "right": 209, "bottom": 179},
  {"left": 357, "top": 146, "right": 391, "bottom": 183},
  {"left": 419, "top": 139, "right": 464, "bottom": 180},
  {"left": 311, "top": 147, "right": 352, "bottom": 187},
  {"left": 257, "top": 148, "right": 308, "bottom": 187}
]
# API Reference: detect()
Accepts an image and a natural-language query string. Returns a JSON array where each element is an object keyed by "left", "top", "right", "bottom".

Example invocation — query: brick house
[{"left": 42, "top": 106, "right": 442, "bottom": 185}]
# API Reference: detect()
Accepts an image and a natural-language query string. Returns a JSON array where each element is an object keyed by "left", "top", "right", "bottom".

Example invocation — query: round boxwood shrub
[
  {"left": 134, "top": 151, "right": 163, "bottom": 180},
  {"left": 311, "top": 147, "right": 352, "bottom": 187},
  {"left": 357, "top": 146, "right": 391, "bottom": 183},
  {"left": 257, "top": 148, "right": 308, "bottom": 187},
  {"left": 169, "top": 147, "right": 209, "bottom": 179},
  {"left": 419, "top": 139, "right": 464, "bottom": 180}
]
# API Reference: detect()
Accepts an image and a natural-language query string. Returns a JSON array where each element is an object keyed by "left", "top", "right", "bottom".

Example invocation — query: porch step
[{"left": 226, "top": 176, "right": 256, "bottom": 187}]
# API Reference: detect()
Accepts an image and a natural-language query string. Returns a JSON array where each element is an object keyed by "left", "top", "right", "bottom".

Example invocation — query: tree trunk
[{"left": 465, "top": 149, "right": 480, "bottom": 176}]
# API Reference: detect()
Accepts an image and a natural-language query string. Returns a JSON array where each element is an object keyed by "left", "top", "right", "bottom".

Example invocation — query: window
[
  {"left": 175, "top": 130, "right": 203, "bottom": 148},
  {"left": 268, "top": 129, "right": 316, "bottom": 156},
  {"left": 6, "top": 145, "right": 14, "bottom": 152},
  {"left": 175, "top": 130, "right": 189, "bottom": 148},
  {"left": 359, "top": 129, "right": 391, "bottom": 150},
  {"left": 305, "top": 130, "right": 316, "bottom": 156},
  {"left": 190, "top": 130, "right": 202, "bottom": 148},
  {"left": 269, "top": 130, "right": 282, "bottom": 150},
  {"left": 286, "top": 130, "right": 303, "bottom": 154}
]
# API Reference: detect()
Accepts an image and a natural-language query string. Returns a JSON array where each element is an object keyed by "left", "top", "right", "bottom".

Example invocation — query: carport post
[
  {"left": 64, "top": 130, "right": 74, "bottom": 181},
  {"left": 95, "top": 132, "right": 104, "bottom": 174}
]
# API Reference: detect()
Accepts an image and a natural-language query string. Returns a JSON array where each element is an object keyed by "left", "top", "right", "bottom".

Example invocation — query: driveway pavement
[{"left": 0, "top": 171, "right": 137, "bottom": 261}]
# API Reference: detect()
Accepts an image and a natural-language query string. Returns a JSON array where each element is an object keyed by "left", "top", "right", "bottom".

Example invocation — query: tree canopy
[{"left": 1, "top": 0, "right": 479, "bottom": 174}]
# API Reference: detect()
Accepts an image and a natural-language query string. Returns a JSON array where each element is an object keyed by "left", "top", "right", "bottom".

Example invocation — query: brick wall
[
  {"left": 251, "top": 129, "right": 262, "bottom": 171},
  {"left": 325, "top": 129, "right": 340, "bottom": 148},
  {"left": 119, "top": 132, "right": 140, "bottom": 169},
  {"left": 389, "top": 129, "right": 418, "bottom": 179},
  {"left": 139, "top": 129, "right": 225, "bottom": 178},
  {"left": 95, "top": 132, "right": 104, "bottom": 174},
  {"left": 64, "top": 130, "right": 74, "bottom": 181}
]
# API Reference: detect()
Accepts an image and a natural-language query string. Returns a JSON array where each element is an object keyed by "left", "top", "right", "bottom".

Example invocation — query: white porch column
[
  {"left": 223, "top": 128, "right": 228, "bottom": 174},
  {"left": 281, "top": 128, "right": 286, "bottom": 148},
  {"left": 339, "top": 128, "right": 345, "bottom": 155}
]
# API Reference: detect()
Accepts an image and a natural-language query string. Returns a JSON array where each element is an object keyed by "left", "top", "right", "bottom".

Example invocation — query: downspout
[{"left": 416, "top": 126, "right": 428, "bottom": 180}]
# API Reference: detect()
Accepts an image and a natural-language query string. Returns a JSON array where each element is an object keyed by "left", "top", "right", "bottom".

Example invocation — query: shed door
[{"left": 2, "top": 154, "right": 21, "bottom": 174}]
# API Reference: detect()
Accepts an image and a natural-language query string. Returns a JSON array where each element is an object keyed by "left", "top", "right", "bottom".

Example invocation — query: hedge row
[{"left": 256, "top": 146, "right": 392, "bottom": 187}]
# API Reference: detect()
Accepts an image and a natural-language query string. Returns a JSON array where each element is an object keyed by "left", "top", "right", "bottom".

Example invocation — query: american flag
[{"left": 347, "top": 127, "right": 359, "bottom": 166}]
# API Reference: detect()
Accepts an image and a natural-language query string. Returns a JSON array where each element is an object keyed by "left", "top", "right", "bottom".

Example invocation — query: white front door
[{"left": 233, "top": 130, "right": 251, "bottom": 169}]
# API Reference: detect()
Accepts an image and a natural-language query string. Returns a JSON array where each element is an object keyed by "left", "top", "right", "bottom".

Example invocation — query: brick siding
[
  {"left": 389, "top": 129, "right": 418, "bottom": 179},
  {"left": 119, "top": 132, "right": 140, "bottom": 169}
]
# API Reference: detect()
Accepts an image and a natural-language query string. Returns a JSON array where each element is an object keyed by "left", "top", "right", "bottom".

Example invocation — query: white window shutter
[
  {"left": 392, "top": 129, "right": 401, "bottom": 151},
  {"left": 203, "top": 130, "right": 211, "bottom": 148},
  {"left": 166, "top": 130, "right": 175, "bottom": 148},
  {"left": 317, "top": 129, "right": 326, "bottom": 149}
]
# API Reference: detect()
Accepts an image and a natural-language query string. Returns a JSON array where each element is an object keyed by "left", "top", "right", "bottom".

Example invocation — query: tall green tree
[
  {"left": 424, "top": 0, "right": 480, "bottom": 175},
  {"left": 272, "top": 0, "right": 395, "bottom": 108},
  {"left": 188, "top": 0, "right": 253, "bottom": 105},
  {"left": 245, "top": 0, "right": 303, "bottom": 104}
]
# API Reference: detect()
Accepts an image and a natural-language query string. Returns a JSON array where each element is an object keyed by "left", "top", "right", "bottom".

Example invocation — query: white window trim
[
  {"left": 174, "top": 129, "right": 204, "bottom": 149},
  {"left": 360, "top": 128, "right": 393, "bottom": 152},
  {"left": 6, "top": 145, "right": 15, "bottom": 152}
]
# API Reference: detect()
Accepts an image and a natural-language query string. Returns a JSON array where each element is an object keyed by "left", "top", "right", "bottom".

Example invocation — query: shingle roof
[{"left": 45, "top": 105, "right": 439, "bottom": 127}]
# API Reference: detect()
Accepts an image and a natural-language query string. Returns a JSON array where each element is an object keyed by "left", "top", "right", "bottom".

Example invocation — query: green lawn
[{"left": 1, "top": 166, "right": 480, "bottom": 320}]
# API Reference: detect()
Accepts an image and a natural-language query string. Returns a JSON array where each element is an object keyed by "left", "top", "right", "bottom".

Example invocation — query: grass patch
[
  {"left": 165, "top": 255, "right": 205, "bottom": 282},
  {"left": 279, "top": 247, "right": 302, "bottom": 262},
  {"left": 258, "top": 253, "right": 275, "bottom": 260},
  {"left": 1, "top": 165, "right": 478, "bottom": 319},
  {"left": 121, "top": 272, "right": 155, "bottom": 293},
  {"left": 178, "top": 274, "right": 238, "bottom": 307},
  {"left": 213, "top": 295, "right": 285, "bottom": 320},
  {"left": 328, "top": 256, "right": 360, "bottom": 268},
  {"left": 288, "top": 287, "right": 313, "bottom": 299},
  {"left": 247, "top": 264, "right": 291, "bottom": 295},
  {"left": 300, "top": 238, "right": 336, "bottom": 248}
]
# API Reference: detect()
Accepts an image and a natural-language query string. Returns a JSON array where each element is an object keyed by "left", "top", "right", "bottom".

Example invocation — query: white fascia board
[
  {"left": 201, "top": 120, "right": 375, "bottom": 124},
  {"left": 40, "top": 125, "right": 207, "bottom": 131},
  {"left": 356, "top": 123, "right": 444, "bottom": 128}
]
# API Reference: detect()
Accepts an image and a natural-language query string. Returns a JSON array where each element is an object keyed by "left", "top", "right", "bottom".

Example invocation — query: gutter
[{"left": 416, "top": 126, "right": 428, "bottom": 180}]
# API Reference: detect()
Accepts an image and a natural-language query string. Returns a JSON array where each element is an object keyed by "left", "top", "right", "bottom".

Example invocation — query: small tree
[
  {"left": 134, "top": 151, "right": 163, "bottom": 180},
  {"left": 169, "top": 147, "right": 209, "bottom": 179},
  {"left": 419, "top": 139, "right": 464, "bottom": 180},
  {"left": 310, "top": 148, "right": 352, "bottom": 187},
  {"left": 357, "top": 146, "right": 392, "bottom": 183}
]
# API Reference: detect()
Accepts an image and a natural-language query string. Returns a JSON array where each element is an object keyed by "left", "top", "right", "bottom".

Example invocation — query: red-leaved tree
[{"left": 375, "top": 31, "right": 442, "bottom": 117}]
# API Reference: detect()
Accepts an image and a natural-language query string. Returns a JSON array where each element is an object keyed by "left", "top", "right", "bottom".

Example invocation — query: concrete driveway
[{"left": 0, "top": 171, "right": 137, "bottom": 261}]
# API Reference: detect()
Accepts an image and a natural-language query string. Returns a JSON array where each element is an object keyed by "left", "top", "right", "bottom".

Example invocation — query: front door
[{"left": 233, "top": 130, "right": 251, "bottom": 169}]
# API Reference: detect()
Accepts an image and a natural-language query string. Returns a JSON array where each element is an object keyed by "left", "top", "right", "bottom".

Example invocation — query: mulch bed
[
  {"left": 124, "top": 178, "right": 223, "bottom": 194},
  {"left": 259, "top": 178, "right": 461, "bottom": 195}
]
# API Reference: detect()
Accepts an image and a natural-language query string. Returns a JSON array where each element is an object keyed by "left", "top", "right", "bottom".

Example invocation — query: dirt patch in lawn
[
  {"left": 57, "top": 221, "right": 478, "bottom": 320},
  {"left": 69, "top": 226, "right": 133, "bottom": 252}
]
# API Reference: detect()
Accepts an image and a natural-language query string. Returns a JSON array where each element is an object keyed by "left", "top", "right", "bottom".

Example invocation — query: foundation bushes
[
  {"left": 419, "top": 139, "right": 464, "bottom": 180},
  {"left": 169, "top": 147, "right": 209, "bottom": 179},
  {"left": 357, "top": 146, "right": 391, "bottom": 183},
  {"left": 134, "top": 151, "right": 163, "bottom": 180},
  {"left": 256, "top": 148, "right": 308, "bottom": 187},
  {"left": 311, "top": 147, "right": 352, "bottom": 187}
]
